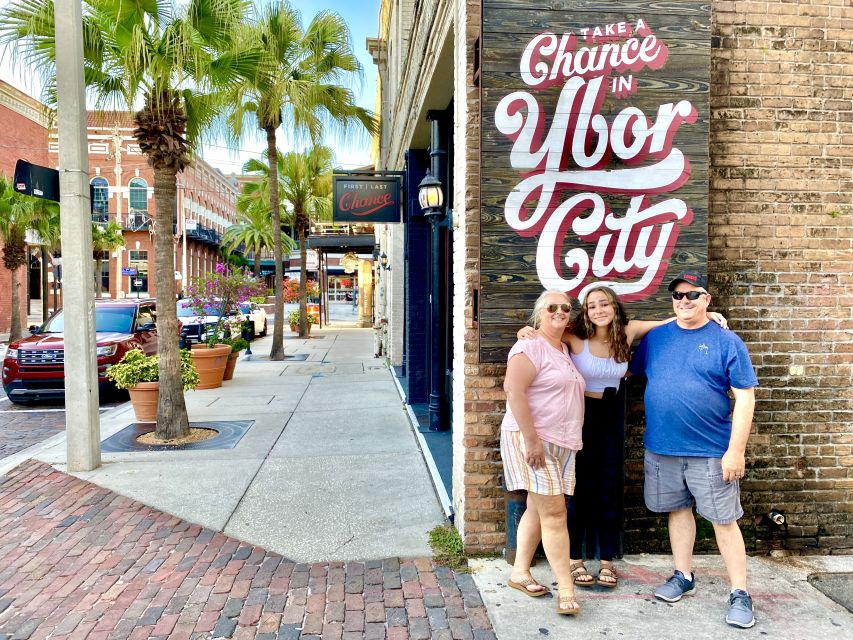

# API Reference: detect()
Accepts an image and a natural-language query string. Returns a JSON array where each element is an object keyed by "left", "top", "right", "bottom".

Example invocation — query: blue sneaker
[
  {"left": 654, "top": 570, "right": 696, "bottom": 602},
  {"left": 726, "top": 589, "right": 755, "bottom": 628}
]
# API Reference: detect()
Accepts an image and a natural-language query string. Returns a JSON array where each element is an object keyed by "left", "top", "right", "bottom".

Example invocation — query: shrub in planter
[
  {"left": 106, "top": 348, "right": 199, "bottom": 390},
  {"left": 287, "top": 310, "right": 317, "bottom": 330},
  {"left": 220, "top": 337, "right": 249, "bottom": 381},
  {"left": 106, "top": 349, "right": 199, "bottom": 421},
  {"left": 221, "top": 336, "right": 249, "bottom": 354}
]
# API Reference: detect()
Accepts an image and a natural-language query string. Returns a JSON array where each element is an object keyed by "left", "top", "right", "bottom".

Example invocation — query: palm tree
[
  {"left": 223, "top": 156, "right": 296, "bottom": 277},
  {"left": 223, "top": 1, "right": 375, "bottom": 359},
  {"left": 0, "top": 175, "right": 36, "bottom": 341},
  {"left": 277, "top": 145, "right": 333, "bottom": 337},
  {"left": 91, "top": 220, "right": 124, "bottom": 296},
  {"left": 1, "top": 0, "right": 257, "bottom": 438}
]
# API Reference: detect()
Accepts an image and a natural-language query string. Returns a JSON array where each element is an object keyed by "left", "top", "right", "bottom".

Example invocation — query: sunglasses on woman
[
  {"left": 545, "top": 303, "right": 571, "bottom": 313},
  {"left": 671, "top": 291, "right": 706, "bottom": 301}
]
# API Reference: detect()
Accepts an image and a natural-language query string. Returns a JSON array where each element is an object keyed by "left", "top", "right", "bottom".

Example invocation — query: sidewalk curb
[{"left": 391, "top": 368, "right": 454, "bottom": 523}]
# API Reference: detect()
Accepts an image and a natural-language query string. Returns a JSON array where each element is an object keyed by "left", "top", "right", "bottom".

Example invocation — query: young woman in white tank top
[{"left": 518, "top": 286, "right": 727, "bottom": 588}]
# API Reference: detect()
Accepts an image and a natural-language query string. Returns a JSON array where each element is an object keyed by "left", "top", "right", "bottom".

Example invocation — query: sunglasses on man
[
  {"left": 545, "top": 303, "right": 571, "bottom": 313},
  {"left": 671, "top": 291, "right": 707, "bottom": 301}
]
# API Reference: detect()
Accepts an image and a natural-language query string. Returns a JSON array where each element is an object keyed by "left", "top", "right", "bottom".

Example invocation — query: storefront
[{"left": 372, "top": 0, "right": 853, "bottom": 554}]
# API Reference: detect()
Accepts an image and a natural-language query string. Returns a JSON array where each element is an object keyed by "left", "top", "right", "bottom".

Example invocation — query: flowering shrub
[
  {"left": 288, "top": 309, "right": 317, "bottom": 325},
  {"left": 186, "top": 263, "right": 266, "bottom": 346},
  {"left": 282, "top": 279, "right": 320, "bottom": 303}
]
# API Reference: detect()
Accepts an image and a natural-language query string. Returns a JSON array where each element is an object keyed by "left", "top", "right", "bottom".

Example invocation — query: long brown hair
[{"left": 576, "top": 286, "right": 631, "bottom": 363}]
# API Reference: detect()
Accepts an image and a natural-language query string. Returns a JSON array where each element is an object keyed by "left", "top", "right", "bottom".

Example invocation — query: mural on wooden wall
[{"left": 480, "top": 1, "right": 711, "bottom": 361}]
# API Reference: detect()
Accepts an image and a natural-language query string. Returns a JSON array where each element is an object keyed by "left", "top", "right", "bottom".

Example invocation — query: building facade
[
  {"left": 45, "top": 112, "right": 239, "bottom": 303},
  {"left": 0, "top": 80, "right": 50, "bottom": 334},
  {"left": 373, "top": 0, "right": 853, "bottom": 554}
]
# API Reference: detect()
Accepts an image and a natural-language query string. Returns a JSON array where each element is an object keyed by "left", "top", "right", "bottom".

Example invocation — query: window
[
  {"left": 136, "top": 306, "right": 156, "bottom": 330},
  {"left": 128, "top": 250, "right": 149, "bottom": 295},
  {"left": 91, "top": 177, "right": 109, "bottom": 221},
  {"left": 129, "top": 178, "right": 148, "bottom": 212}
]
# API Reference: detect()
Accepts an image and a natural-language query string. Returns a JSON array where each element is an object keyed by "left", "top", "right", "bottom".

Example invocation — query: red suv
[{"left": 2, "top": 299, "right": 158, "bottom": 404}]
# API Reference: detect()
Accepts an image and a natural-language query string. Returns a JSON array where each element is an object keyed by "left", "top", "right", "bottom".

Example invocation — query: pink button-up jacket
[{"left": 501, "top": 335, "right": 585, "bottom": 450}]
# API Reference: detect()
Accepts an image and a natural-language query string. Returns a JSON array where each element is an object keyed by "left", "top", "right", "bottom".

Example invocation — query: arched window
[
  {"left": 90, "top": 177, "right": 109, "bottom": 221},
  {"left": 129, "top": 178, "right": 148, "bottom": 213}
]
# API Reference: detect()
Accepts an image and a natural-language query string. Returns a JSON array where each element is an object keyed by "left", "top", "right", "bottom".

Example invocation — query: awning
[{"left": 306, "top": 234, "right": 376, "bottom": 254}]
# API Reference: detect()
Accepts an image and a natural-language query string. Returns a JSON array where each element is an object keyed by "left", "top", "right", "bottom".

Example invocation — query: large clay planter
[
  {"left": 128, "top": 381, "right": 159, "bottom": 422},
  {"left": 190, "top": 344, "right": 231, "bottom": 389},
  {"left": 289, "top": 323, "right": 311, "bottom": 335},
  {"left": 222, "top": 351, "right": 239, "bottom": 381}
]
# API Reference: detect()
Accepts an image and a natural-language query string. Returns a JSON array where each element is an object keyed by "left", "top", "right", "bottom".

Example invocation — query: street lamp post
[{"left": 418, "top": 167, "right": 447, "bottom": 431}]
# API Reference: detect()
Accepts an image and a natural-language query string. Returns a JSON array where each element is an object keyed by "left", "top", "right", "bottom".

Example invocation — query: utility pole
[{"left": 56, "top": 0, "right": 100, "bottom": 471}]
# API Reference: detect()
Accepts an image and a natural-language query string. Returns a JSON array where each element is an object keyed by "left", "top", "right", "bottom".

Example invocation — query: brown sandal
[
  {"left": 597, "top": 564, "right": 618, "bottom": 588},
  {"left": 555, "top": 590, "right": 581, "bottom": 616},
  {"left": 570, "top": 561, "right": 594, "bottom": 587},
  {"left": 507, "top": 576, "right": 549, "bottom": 597}
]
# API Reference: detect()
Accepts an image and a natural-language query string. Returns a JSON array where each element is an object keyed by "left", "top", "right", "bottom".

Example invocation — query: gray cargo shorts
[{"left": 644, "top": 450, "right": 743, "bottom": 524}]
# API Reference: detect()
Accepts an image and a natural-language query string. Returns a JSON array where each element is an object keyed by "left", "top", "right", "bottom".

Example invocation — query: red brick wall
[
  {"left": 461, "top": 1, "right": 853, "bottom": 555},
  {"left": 0, "top": 89, "right": 49, "bottom": 336}
]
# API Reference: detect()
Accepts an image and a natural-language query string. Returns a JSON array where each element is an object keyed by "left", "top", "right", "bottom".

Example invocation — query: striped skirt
[{"left": 501, "top": 429, "right": 577, "bottom": 496}]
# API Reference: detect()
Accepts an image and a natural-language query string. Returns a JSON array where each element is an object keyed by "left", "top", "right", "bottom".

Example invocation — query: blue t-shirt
[{"left": 629, "top": 321, "right": 758, "bottom": 457}]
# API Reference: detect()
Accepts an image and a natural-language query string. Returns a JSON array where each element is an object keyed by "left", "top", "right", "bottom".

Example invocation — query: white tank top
[{"left": 570, "top": 340, "right": 628, "bottom": 392}]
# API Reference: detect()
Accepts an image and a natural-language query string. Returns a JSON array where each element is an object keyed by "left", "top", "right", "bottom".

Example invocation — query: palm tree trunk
[
  {"left": 266, "top": 126, "right": 285, "bottom": 360},
  {"left": 254, "top": 250, "right": 261, "bottom": 278},
  {"left": 153, "top": 168, "right": 189, "bottom": 438},
  {"left": 9, "top": 267, "right": 21, "bottom": 342},
  {"left": 298, "top": 218, "right": 308, "bottom": 338}
]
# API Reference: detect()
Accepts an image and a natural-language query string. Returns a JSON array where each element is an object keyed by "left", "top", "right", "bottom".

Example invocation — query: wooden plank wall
[{"left": 480, "top": 0, "right": 711, "bottom": 361}]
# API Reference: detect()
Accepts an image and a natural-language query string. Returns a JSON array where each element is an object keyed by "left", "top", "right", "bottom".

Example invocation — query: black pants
[{"left": 569, "top": 385, "right": 625, "bottom": 560}]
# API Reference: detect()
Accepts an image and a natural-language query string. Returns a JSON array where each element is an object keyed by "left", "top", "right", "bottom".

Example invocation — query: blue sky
[{"left": 0, "top": 0, "right": 381, "bottom": 173}]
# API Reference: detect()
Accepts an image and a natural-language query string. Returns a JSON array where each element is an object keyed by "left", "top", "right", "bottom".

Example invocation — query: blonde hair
[{"left": 529, "top": 289, "right": 573, "bottom": 328}]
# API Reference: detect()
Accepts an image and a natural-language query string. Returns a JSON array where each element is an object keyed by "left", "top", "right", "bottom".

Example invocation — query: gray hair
[{"left": 529, "top": 289, "right": 572, "bottom": 328}]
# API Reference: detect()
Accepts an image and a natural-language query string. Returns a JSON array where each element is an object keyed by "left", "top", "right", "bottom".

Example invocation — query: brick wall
[
  {"left": 455, "top": 0, "right": 509, "bottom": 552},
  {"left": 459, "top": 0, "right": 853, "bottom": 555},
  {"left": 0, "top": 84, "right": 49, "bottom": 335},
  {"left": 700, "top": 0, "right": 853, "bottom": 554}
]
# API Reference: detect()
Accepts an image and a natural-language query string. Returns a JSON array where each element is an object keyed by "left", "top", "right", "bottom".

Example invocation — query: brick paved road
[
  {"left": 0, "top": 387, "right": 123, "bottom": 460},
  {"left": 0, "top": 461, "right": 496, "bottom": 640}
]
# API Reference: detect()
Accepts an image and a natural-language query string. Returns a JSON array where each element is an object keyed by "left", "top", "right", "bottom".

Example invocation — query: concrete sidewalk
[
  {"left": 2, "top": 327, "right": 445, "bottom": 563},
  {"left": 471, "top": 554, "right": 853, "bottom": 639}
]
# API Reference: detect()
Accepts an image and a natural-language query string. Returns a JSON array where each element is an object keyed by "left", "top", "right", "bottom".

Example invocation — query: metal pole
[
  {"left": 56, "top": 0, "right": 101, "bottom": 471},
  {"left": 426, "top": 111, "right": 447, "bottom": 431}
]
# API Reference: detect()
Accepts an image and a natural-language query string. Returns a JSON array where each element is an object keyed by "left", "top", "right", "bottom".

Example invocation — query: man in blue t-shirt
[{"left": 629, "top": 270, "right": 759, "bottom": 629}]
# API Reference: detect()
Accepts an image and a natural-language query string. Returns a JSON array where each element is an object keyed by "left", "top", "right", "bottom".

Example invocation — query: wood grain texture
[{"left": 479, "top": 1, "right": 711, "bottom": 362}]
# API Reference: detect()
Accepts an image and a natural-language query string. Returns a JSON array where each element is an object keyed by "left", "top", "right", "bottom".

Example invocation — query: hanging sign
[
  {"left": 306, "top": 250, "right": 319, "bottom": 270},
  {"left": 479, "top": 1, "right": 711, "bottom": 361},
  {"left": 14, "top": 160, "right": 60, "bottom": 202},
  {"left": 333, "top": 176, "right": 402, "bottom": 223}
]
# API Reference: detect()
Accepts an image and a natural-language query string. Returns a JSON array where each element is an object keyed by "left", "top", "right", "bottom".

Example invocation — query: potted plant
[
  {"left": 221, "top": 336, "right": 248, "bottom": 381},
  {"left": 106, "top": 348, "right": 199, "bottom": 422},
  {"left": 288, "top": 309, "right": 317, "bottom": 334},
  {"left": 185, "top": 263, "right": 265, "bottom": 388}
]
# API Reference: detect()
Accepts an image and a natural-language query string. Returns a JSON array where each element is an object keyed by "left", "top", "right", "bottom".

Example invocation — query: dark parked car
[
  {"left": 177, "top": 298, "right": 245, "bottom": 346},
  {"left": 2, "top": 299, "right": 158, "bottom": 404}
]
